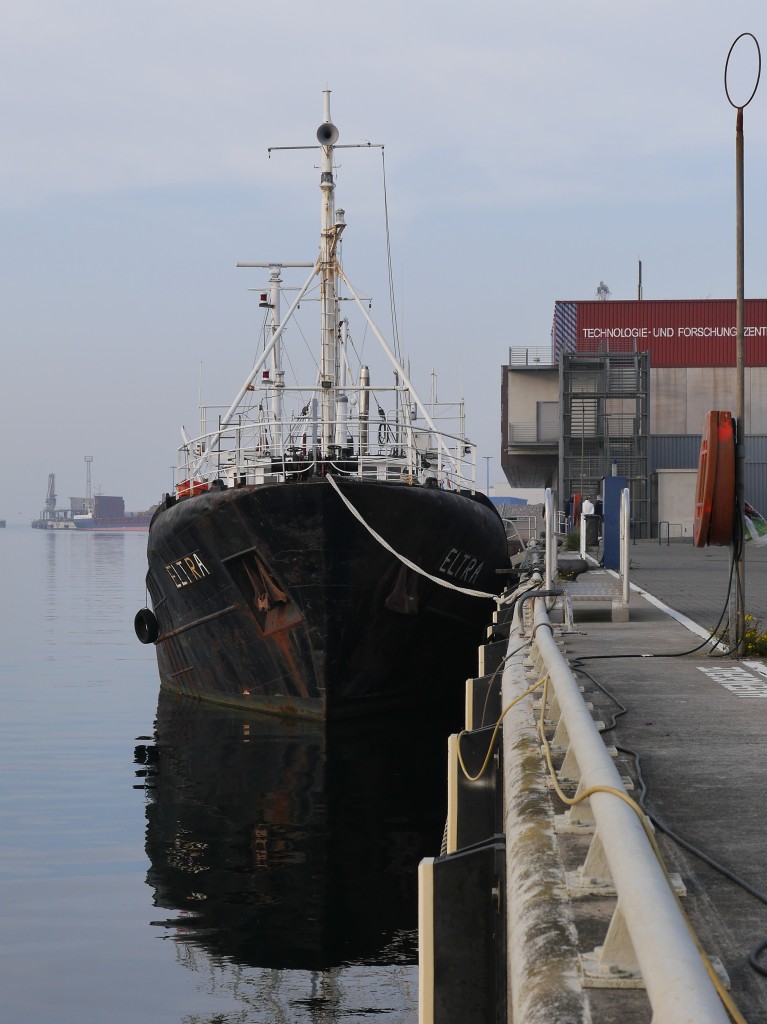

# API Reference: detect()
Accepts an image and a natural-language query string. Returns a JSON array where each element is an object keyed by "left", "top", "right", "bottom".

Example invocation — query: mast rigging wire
[{"left": 380, "top": 148, "right": 402, "bottom": 366}]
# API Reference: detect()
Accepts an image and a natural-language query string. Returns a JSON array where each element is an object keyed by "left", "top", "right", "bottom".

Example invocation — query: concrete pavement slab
[{"left": 557, "top": 576, "right": 767, "bottom": 1021}]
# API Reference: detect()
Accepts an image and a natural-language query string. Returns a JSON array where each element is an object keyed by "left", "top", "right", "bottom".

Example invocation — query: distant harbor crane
[
  {"left": 31, "top": 473, "right": 59, "bottom": 528},
  {"left": 44, "top": 473, "right": 56, "bottom": 516}
]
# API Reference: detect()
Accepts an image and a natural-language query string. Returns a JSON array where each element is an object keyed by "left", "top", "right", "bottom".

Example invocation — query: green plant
[
  {"left": 716, "top": 613, "right": 767, "bottom": 656},
  {"left": 562, "top": 530, "right": 580, "bottom": 552}
]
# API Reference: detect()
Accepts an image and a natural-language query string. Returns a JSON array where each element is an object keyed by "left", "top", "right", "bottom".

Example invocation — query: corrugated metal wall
[
  {"left": 553, "top": 299, "right": 767, "bottom": 367},
  {"left": 552, "top": 301, "right": 578, "bottom": 359},
  {"left": 650, "top": 436, "right": 767, "bottom": 514}
]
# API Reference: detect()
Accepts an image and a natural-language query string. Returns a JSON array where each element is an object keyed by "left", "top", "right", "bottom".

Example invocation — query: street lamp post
[{"left": 725, "top": 32, "right": 761, "bottom": 657}]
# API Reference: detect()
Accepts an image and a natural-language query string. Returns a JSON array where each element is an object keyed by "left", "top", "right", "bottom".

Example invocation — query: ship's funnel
[{"left": 317, "top": 121, "right": 339, "bottom": 146}]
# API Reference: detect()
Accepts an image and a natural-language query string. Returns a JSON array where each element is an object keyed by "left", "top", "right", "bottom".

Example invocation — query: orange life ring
[{"left": 693, "top": 410, "right": 735, "bottom": 547}]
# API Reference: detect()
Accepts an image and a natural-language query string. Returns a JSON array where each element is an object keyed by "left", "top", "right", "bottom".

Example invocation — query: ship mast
[
  {"left": 267, "top": 267, "right": 284, "bottom": 456},
  {"left": 317, "top": 89, "right": 343, "bottom": 456},
  {"left": 192, "top": 91, "right": 470, "bottom": 485}
]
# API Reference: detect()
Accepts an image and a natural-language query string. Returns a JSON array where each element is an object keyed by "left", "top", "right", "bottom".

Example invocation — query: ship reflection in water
[{"left": 135, "top": 690, "right": 454, "bottom": 973}]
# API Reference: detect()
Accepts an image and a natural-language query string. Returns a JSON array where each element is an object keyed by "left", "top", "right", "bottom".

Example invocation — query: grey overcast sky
[{"left": 2, "top": 1, "right": 766, "bottom": 518}]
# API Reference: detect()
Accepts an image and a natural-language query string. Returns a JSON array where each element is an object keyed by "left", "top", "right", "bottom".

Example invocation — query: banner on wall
[{"left": 744, "top": 501, "right": 767, "bottom": 545}]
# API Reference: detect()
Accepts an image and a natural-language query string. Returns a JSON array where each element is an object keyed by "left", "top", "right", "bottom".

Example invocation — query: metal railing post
[
  {"left": 544, "top": 488, "right": 555, "bottom": 589},
  {"left": 620, "top": 487, "right": 630, "bottom": 606}
]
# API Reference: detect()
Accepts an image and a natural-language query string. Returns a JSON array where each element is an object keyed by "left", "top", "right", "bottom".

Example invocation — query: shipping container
[{"left": 93, "top": 495, "right": 125, "bottom": 518}]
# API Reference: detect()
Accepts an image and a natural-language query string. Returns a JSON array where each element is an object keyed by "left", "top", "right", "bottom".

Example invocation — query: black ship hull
[{"left": 143, "top": 476, "right": 510, "bottom": 721}]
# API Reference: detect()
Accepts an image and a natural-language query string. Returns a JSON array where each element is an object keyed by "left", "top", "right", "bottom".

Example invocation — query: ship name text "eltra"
[
  {"left": 164, "top": 552, "right": 212, "bottom": 589},
  {"left": 439, "top": 548, "right": 485, "bottom": 584}
]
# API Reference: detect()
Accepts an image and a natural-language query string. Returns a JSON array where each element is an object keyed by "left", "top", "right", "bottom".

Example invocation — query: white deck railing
[{"left": 175, "top": 406, "right": 478, "bottom": 493}]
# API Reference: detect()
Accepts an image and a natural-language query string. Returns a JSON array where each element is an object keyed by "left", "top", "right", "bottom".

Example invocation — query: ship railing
[
  {"left": 327, "top": 425, "right": 477, "bottom": 490},
  {"left": 192, "top": 392, "right": 472, "bottom": 475},
  {"left": 175, "top": 415, "right": 478, "bottom": 492}
]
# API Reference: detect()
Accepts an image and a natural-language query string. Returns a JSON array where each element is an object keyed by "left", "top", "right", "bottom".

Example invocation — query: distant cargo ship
[
  {"left": 32, "top": 472, "right": 157, "bottom": 530},
  {"left": 71, "top": 494, "right": 156, "bottom": 531}
]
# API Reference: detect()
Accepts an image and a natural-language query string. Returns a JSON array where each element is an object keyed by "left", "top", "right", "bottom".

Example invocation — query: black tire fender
[{"left": 134, "top": 607, "right": 159, "bottom": 644}]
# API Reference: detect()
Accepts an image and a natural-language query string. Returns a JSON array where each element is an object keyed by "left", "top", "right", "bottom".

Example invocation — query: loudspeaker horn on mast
[{"left": 317, "top": 121, "right": 339, "bottom": 146}]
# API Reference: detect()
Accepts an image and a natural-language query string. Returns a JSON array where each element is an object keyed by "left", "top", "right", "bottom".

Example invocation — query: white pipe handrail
[
  {"left": 544, "top": 486, "right": 556, "bottom": 589},
  {"left": 620, "top": 485, "right": 630, "bottom": 605},
  {"left": 507, "top": 596, "right": 729, "bottom": 1022}
]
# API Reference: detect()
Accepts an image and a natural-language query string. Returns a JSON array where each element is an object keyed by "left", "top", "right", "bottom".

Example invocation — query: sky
[{"left": 2, "top": 0, "right": 767, "bottom": 519}]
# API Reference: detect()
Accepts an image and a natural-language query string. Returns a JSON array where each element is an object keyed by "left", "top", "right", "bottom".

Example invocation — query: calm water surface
[{"left": 0, "top": 527, "right": 452, "bottom": 1023}]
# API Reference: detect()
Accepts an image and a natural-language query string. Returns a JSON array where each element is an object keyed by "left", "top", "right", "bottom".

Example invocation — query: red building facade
[{"left": 553, "top": 298, "right": 767, "bottom": 367}]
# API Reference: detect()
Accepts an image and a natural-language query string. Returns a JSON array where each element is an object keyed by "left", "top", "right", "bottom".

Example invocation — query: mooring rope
[{"left": 326, "top": 473, "right": 501, "bottom": 600}]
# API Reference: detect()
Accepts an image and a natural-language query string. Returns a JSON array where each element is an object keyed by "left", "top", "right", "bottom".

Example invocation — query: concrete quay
[
  {"left": 626, "top": 537, "right": 767, "bottom": 635},
  {"left": 557, "top": 545, "right": 767, "bottom": 1022},
  {"left": 420, "top": 539, "right": 767, "bottom": 1023}
]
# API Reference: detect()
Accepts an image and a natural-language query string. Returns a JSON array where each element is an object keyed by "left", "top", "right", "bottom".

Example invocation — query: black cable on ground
[
  {"left": 575, "top": 531, "right": 738, "bottom": 663},
  {"left": 748, "top": 939, "right": 767, "bottom": 977},
  {"left": 708, "top": 498, "right": 746, "bottom": 657},
  {"left": 572, "top": 492, "right": 755, "bottom": 667}
]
